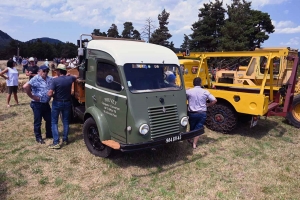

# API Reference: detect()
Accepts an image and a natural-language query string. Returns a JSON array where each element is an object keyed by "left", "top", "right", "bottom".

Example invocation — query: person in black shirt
[
  {"left": 47, "top": 64, "right": 77, "bottom": 149},
  {"left": 26, "top": 57, "right": 39, "bottom": 80}
]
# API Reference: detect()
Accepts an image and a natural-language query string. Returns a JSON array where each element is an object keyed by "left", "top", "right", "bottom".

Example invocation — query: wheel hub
[
  {"left": 214, "top": 114, "right": 224, "bottom": 122},
  {"left": 88, "top": 126, "right": 105, "bottom": 151}
]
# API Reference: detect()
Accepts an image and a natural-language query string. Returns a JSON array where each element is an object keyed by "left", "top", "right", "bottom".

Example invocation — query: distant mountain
[
  {"left": 26, "top": 37, "right": 64, "bottom": 44},
  {"left": 0, "top": 30, "right": 13, "bottom": 49}
]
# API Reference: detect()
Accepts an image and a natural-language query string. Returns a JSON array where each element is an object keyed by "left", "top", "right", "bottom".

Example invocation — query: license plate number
[{"left": 166, "top": 135, "right": 182, "bottom": 143}]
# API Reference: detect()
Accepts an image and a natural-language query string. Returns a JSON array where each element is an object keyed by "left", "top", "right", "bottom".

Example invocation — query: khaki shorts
[{"left": 6, "top": 86, "right": 18, "bottom": 94}]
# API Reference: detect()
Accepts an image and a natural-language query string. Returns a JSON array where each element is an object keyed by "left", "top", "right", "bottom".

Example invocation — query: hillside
[
  {"left": 0, "top": 30, "right": 13, "bottom": 49},
  {"left": 26, "top": 37, "right": 63, "bottom": 44}
]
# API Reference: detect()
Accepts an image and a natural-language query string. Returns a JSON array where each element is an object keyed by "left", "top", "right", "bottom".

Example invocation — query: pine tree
[
  {"left": 107, "top": 24, "right": 120, "bottom": 38},
  {"left": 180, "top": 34, "right": 190, "bottom": 50},
  {"left": 189, "top": 0, "right": 226, "bottom": 51},
  {"left": 121, "top": 22, "right": 141, "bottom": 40},
  {"left": 220, "top": 0, "right": 274, "bottom": 51},
  {"left": 149, "top": 9, "right": 172, "bottom": 48}
]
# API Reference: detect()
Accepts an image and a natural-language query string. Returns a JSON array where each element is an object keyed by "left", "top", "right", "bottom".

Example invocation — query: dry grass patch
[{"left": 0, "top": 93, "right": 299, "bottom": 199}]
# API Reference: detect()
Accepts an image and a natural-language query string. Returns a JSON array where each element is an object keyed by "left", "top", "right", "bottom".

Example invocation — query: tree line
[
  {"left": 0, "top": 39, "right": 78, "bottom": 60},
  {"left": 0, "top": 0, "right": 275, "bottom": 60}
]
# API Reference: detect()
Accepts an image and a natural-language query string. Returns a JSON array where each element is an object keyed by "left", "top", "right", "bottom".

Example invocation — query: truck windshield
[{"left": 124, "top": 63, "right": 182, "bottom": 93}]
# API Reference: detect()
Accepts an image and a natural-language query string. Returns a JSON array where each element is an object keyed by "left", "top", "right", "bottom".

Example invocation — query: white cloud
[
  {"left": 280, "top": 37, "right": 300, "bottom": 46},
  {"left": 273, "top": 20, "right": 300, "bottom": 34}
]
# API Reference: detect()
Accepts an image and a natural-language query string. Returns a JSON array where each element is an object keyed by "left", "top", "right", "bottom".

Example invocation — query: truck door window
[
  {"left": 259, "top": 56, "right": 280, "bottom": 75},
  {"left": 96, "top": 62, "right": 122, "bottom": 91}
]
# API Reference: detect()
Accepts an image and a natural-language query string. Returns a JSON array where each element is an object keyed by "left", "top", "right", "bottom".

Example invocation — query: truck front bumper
[{"left": 119, "top": 128, "right": 204, "bottom": 152}]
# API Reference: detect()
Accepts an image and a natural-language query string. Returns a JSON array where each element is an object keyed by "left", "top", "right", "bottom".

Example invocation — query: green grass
[{"left": 0, "top": 93, "right": 300, "bottom": 199}]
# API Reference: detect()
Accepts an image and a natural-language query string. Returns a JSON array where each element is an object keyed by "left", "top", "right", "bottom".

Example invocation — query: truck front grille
[{"left": 148, "top": 105, "right": 180, "bottom": 139}]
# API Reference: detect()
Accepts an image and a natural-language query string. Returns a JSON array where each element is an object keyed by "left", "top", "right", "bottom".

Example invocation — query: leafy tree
[
  {"left": 107, "top": 24, "right": 120, "bottom": 38},
  {"left": 150, "top": 9, "right": 172, "bottom": 48},
  {"left": 189, "top": 0, "right": 226, "bottom": 51},
  {"left": 92, "top": 29, "right": 107, "bottom": 36}
]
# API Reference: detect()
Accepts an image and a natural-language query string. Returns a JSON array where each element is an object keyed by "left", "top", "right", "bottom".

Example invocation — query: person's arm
[
  {"left": 47, "top": 89, "right": 54, "bottom": 97},
  {"left": 206, "top": 93, "right": 217, "bottom": 107},
  {"left": 0, "top": 68, "right": 8, "bottom": 79},
  {"left": 23, "top": 82, "right": 40, "bottom": 101}
]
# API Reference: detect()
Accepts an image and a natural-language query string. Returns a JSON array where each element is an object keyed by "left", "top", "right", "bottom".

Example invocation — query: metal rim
[{"left": 88, "top": 125, "right": 105, "bottom": 151}]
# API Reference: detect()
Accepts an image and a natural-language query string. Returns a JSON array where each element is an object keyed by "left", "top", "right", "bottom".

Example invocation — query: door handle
[{"left": 92, "top": 95, "right": 97, "bottom": 101}]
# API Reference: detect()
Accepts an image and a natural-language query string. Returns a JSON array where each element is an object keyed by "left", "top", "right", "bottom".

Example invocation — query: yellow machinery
[{"left": 177, "top": 49, "right": 300, "bottom": 132}]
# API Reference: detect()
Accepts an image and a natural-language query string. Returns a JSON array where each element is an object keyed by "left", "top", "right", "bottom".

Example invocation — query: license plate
[
  {"left": 166, "top": 135, "right": 182, "bottom": 143},
  {"left": 250, "top": 116, "right": 259, "bottom": 128}
]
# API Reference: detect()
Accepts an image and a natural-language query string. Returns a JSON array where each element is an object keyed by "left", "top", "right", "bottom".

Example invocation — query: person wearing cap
[
  {"left": 186, "top": 77, "right": 217, "bottom": 149},
  {"left": 47, "top": 64, "right": 78, "bottom": 149},
  {"left": 0, "top": 60, "right": 19, "bottom": 107},
  {"left": 166, "top": 73, "right": 177, "bottom": 87},
  {"left": 23, "top": 65, "right": 53, "bottom": 144},
  {"left": 26, "top": 57, "right": 39, "bottom": 80}
]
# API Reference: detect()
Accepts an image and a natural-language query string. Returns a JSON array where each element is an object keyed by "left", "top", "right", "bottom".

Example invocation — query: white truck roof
[{"left": 87, "top": 39, "right": 179, "bottom": 66}]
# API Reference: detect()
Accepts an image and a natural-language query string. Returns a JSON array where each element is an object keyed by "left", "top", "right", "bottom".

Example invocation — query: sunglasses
[{"left": 42, "top": 70, "right": 49, "bottom": 73}]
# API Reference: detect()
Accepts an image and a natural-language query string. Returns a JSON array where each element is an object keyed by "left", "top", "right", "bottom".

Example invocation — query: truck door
[{"left": 93, "top": 61, "right": 127, "bottom": 143}]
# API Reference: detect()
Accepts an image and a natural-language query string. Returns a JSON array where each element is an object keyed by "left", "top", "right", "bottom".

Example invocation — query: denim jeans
[
  {"left": 188, "top": 112, "right": 207, "bottom": 132},
  {"left": 30, "top": 102, "right": 52, "bottom": 140},
  {"left": 51, "top": 101, "right": 71, "bottom": 145}
]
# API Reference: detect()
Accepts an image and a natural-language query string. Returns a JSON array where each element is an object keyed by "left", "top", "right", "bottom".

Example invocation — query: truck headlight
[
  {"left": 139, "top": 124, "right": 149, "bottom": 135},
  {"left": 181, "top": 117, "right": 189, "bottom": 126}
]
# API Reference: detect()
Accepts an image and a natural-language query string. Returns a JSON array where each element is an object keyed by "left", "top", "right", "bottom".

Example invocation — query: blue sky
[{"left": 0, "top": 0, "right": 299, "bottom": 49}]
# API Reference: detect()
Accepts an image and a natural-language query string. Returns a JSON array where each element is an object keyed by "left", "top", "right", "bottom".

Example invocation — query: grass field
[
  {"left": 0, "top": 92, "right": 299, "bottom": 200},
  {"left": 0, "top": 60, "right": 300, "bottom": 199}
]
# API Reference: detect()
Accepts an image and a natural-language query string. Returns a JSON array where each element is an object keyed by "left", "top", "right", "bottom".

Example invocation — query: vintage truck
[{"left": 61, "top": 34, "right": 203, "bottom": 157}]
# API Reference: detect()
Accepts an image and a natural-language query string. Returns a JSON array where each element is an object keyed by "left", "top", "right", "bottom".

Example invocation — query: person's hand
[{"left": 32, "top": 96, "right": 40, "bottom": 101}]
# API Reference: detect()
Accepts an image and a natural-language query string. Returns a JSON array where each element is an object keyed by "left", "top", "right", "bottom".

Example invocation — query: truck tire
[
  {"left": 83, "top": 117, "right": 112, "bottom": 158},
  {"left": 286, "top": 94, "right": 300, "bottom": 128},
  {"left": 206, "top": 103, "right": 237, "bottom": 133}
]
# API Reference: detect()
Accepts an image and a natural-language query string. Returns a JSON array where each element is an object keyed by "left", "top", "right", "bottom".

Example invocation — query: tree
[
  {"left": 121, "top": 22, "right": 141, "bottom": 40},
  {"left": 107, "top": 24, "right": 120, "bottom": 38},
  {"left": 92, "top": 29, "right": 107, "bottom": 36},
  {"left": 140, "top": 18, "right": 156, "bottom": 42},
  {"left": 180, "top": 34, "right": 190, "bottom": 50},
  {"left": 149, "top": 9, "right": 172, "bottom": 48},
  {"left": 189, "top": 0, "right": 226, "bottom": 51},
  {"left": 220, "top": 0, "right": 274, "bottom": 51}
]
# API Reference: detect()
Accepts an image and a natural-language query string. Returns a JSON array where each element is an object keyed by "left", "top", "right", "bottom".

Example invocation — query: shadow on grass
[
  {"left": 231, "top": 119, "right": 286, "bottom": 139},
  {"left": 68, "top": 124, "right": 83, "bottom": 144},
  {"left": 110, "top": 136, "right": 218, "bottom": 177},
  {"left": 0, "top": 111, "right": 18, "bottom": 121},
  {"left": 0, "top": 171, "right": 8, "bottom": 200}
]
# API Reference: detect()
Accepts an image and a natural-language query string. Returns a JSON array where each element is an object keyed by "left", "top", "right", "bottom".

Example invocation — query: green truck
[{"left": 69, "top": 34, "right": 202, "bottom": 157}]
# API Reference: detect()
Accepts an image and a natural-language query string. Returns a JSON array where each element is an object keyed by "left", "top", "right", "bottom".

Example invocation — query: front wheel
[
  {"left": 206, "top": 103, "right": 238, "bottom": 133},
  {"left": 286, "top": 94, "right": 300, "bottom": 128},
  {"left": 83, "top": 118, "right": 112, "bottom": 157}
]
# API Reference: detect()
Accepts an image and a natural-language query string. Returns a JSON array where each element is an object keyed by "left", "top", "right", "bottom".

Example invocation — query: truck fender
[{"left": 84, "top": 106, "right": 111, "bottom": 141}]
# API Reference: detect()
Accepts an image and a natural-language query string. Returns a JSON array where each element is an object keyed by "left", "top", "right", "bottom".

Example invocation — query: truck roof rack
[{"left": 91, "top": 35, "right": 145, "bottom": 42}]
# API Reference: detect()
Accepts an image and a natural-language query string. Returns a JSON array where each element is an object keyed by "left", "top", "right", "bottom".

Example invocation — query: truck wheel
[
  {"left": 287, "top": 94, "right": 300, "bottom": 128},
  {"left": 206, "top": 103, "right": 237, "bottom": 133},
  {"left": 83, "top": 118, "right": 112, "bottom": 157}
]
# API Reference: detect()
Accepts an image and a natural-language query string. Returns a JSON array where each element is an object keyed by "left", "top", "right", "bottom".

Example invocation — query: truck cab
[{"left": 73, "top": 35, "right": 203, "bottom": 157}]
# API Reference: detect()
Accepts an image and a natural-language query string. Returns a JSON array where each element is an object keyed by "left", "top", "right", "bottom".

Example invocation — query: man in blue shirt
[
  {"left": 23, "top": 65, "right": 53, "bottom": 144},
  {"left": 186, "top": 77, "right": 217, "bottom": 149},
  {"left": 47, "top": 64, "right": 77, "bottom": 149}
]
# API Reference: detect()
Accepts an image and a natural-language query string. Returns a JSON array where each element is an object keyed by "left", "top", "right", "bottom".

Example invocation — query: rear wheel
[
  {"left": 83, "top": 118, "right": 112, "bottom": 157},
  {"left": 287, "top": 94, "right": 300, "bottom": 128},
  {"left": 206, "top": 103, "right": 238, "bottom": 133}
]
